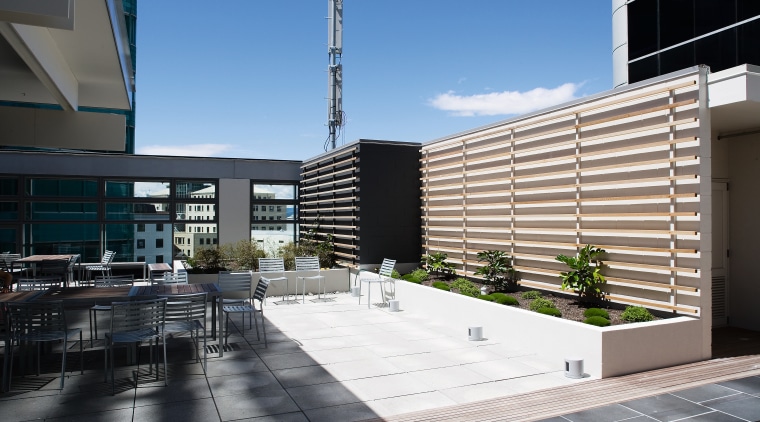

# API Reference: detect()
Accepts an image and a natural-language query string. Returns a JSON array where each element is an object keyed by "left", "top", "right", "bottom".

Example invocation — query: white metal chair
[
  {"left": 156, "top": 272, "right": 188, "bottom": 285},
  {"left": 158, "top": 292, "right": 208, "bottom": 372},
  {"left": 15, "top": 276, "right": 62, "bottom": 291},
  {"left": 86, "top": 250, "right": 115, "bottom": 280},
  {"left": 258, "top": 258, "right": 290, "bottom": 304},
  {"left": 223, "top": 278, "right": 270, "bottom": 347},
  {"left": 5, "top": 301, "right": 83, "bottom": 390},
  {"left": 295, "top": 256, "right": 327, "bottom": 303},
  {"left": 218, "top": 271, "right": 254, "bottom": 339},
  {"left": 355, "top": 258, "right": 396, "bottom": 308},
  {"left": 104, "top": 297, "right": 167, "bottom": 395},
  {"left": 89, "top": 275, "right": 135, "bottom": 343}
]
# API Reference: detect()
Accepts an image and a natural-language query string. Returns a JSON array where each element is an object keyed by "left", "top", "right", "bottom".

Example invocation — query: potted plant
[{"left": 422, "top": 252, "right": 456, "bottom": 279}]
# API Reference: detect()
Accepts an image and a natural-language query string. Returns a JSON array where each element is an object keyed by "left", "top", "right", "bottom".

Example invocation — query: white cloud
[
  {"left": 137, "top": 143, "right": 233, "bottom": 157},
  {"left": 428, "top": 82, "right": 581, "bottom": 117}
]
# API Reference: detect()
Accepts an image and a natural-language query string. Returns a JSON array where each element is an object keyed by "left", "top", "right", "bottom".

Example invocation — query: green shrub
[
  {"left": 556, "top": 244, "right": 606, "bottom": 300},
  {"left": 521, "top": 290, "right": 542, "bottom": 300},
  {"left": 537, "top": 307, "right": 562, "bottom": 317},
  {"left": 401, "top": 274, "right": 422, "bottom": 284},
  {"left": 432, "top": 281, "right": 450, "bottom": 291},
  {"left": 529, "top": 297, "right": 555, "bottom": 311},
  {"left": 422, "top": 252, "right": 456, "bottom": 277},
  {"left": 390, "top": 269, "right": 401, "bottom": 279},
  {"left": 620, "top": 306, "right": 654, "bottom": 322},
  {"left": 583, "top": 308, "right": 610, "bottom": 319},
  {"left": 409, "top": 268, "right": 429, "bottom": 281},
  {"left": 451, "top": 278, "right": 480, "bottom": 297},
  {"left": 478, "top": 294, "right": 495, "bottom": 302},
  {"left": 187, "top": 247, "right": 227, "bottom": 273},
  {"left": 584, "top": 316, "right": 611, "bottom": 327},
  {"left": 491, "top": 293, "right": 519, "bottom": 306}
]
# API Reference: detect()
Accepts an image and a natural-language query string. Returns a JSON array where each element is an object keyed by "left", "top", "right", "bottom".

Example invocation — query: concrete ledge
[{"left": 188, "top": 268, "right": 350, "bottom": 297}]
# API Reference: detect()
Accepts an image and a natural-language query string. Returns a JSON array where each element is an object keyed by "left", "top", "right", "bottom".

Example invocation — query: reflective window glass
[
  {"left": 26, "top": 202, "right": 98, "bottom": 221},
  {"left": 253, "top": 184, "right": 296, "bottom": 200},
  {"left": 27, "top": 178, "right": 97, "bottom": 197}
]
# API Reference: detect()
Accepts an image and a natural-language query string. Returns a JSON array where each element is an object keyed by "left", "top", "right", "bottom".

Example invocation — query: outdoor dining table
[{"left": 12, "top": 254, "right": 81, "bottom": 282}]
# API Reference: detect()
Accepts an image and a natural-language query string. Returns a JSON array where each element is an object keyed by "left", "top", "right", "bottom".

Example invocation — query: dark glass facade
[{"left": 628, "top": 0, "right": 760, "bottom": 84}]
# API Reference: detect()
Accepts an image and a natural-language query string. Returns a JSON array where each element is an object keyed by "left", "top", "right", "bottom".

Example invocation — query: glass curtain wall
[{"left": 1, "top": 176, "right": 217, "bottom": 264}]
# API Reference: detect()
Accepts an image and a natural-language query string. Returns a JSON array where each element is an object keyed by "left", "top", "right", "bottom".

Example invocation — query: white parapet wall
[
  {"left": 393, "top": 280, "right": 706, "bottom": 378},
  {"left": 188, "top": 268, "right": 351, "bottom": 297}
]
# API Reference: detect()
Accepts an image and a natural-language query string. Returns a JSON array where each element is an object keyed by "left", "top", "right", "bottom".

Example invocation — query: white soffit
[
  {"left": 0, "top": 0, "right": 132, "bottom": 110},
  {"left": 708, "top": 64, "right": 760, "bottom": 134}
]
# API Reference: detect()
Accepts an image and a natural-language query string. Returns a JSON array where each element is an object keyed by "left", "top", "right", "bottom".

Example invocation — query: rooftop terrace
[{"left": 2, "top": 292, "right": 759, "bottom": 421}]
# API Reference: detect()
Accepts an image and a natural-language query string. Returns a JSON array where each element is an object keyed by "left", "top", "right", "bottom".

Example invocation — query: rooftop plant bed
[{"left": 414, "top": 249, "right": 664, "bottom": 326}]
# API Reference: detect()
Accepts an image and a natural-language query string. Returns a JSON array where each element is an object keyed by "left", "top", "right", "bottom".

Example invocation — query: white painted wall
[{"left": 726, "top": 133, "right": 760, "bottom": 329}]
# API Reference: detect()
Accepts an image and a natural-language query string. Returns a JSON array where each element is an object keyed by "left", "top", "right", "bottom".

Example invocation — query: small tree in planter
[
  {"left": 474, "top": 250, "right": 517, "bottom": 291},
  {"left": 422, "top": 252, "right": 456, "bottom": 279},
  {"left": 221, "top": 239, "right": 267, "bottom": 271},
  {"left": 186, "top": 246, "right": 227, "bottom": 274},
  {"left": 556, "top": 244, "right": 606, "bottom": 302}
]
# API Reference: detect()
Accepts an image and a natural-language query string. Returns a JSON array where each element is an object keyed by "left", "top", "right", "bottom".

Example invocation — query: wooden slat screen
[{"left": 421, "top": 74, "right": 704, "bottom": 314}]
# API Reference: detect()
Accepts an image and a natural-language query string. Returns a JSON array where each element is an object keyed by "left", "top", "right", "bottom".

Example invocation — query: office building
[{"left": 613, "top": 0, "right": 760, "bottom": 87}]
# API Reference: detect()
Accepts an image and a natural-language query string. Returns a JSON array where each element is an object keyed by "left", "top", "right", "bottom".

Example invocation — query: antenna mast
[{"left": 327, "top": 0, "right": 343, "bottom": 150}]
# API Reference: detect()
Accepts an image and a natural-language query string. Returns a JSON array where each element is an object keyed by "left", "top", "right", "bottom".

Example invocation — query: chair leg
[
  {"left": 253, "top": 308, "right": 260, "bottom": 341},
  {"left": 60, "top": 339, "right": 67, "bottom": 390},
  {"left": 260, "top": 309, "right": 267, "bottom": 347}
]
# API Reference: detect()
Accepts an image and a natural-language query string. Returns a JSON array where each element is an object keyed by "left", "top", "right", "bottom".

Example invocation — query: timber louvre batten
[{"left": 421, "top": 70, "right": 709, "bottom": 315}]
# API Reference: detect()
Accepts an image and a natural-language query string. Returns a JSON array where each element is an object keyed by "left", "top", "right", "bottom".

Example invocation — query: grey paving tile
[
  {"left": 214, "top": 387, "right": 301, "bottom": 421},
  {"left": 562, "top": 403, "right": 644, "bottom": 422},
  {"left": 271, "top": 364, "right": 339, "bottom": 388},
  {"left": 533, "top": 417, "right": 571, "bottom": 422},
  {"left": 258, "top": 351, "right": 320, "bottom": 371},
  {"left": 717, "top": 376, "right": 760, "bottom": 395},
  {"left": 620, "top": 394, "right": 712, "bottom": 421},
  {"left": 207, "top": 371, "right": 283, "bottom": 397},
  {"left": 670, "top": 384, "right": 741, "bottom": 403},
  {"left": 287, "top": 381, "right": 364, "bottom": 410},
  {"left": 302, "top": 401, "right": 382, "bottom": 422},
  {"left": 45, "top": 407, "right": 134, "bottom": 422},
  {"left": 701, "top": 393, "right": 760, "bottom": 421},
  {"left": 133, "top": 397, "right": 221, "bottom": 421},
  {"left": 51, "top": 390, "right": 136, "bottom": 419},
  {"left": 675, "top": 411, "right": 747, "bottom": 421},
  {"left": 134, "top": 376, "right": 212, "bottom": 406},
  {"left": 234, "top": 412, "right": 309, "bottom": 422},
  {"left": 0, "top": 394, "right": 61, "bottom": 421},
  {"left": 205, "top": 355, "right": 269, "bottom": 376}
]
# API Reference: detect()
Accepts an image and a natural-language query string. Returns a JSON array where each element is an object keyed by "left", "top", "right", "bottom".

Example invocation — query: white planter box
[{"left": 394, "top": 280, "right": 708, "bottom": 378}]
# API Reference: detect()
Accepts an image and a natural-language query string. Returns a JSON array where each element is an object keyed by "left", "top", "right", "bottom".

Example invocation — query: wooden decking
[{"left": 366, "top": 355, "right": 760, "bottom": 422}]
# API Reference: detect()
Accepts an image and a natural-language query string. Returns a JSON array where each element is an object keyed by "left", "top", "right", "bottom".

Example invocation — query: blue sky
[{"left": 135, "top": 1, "right": 612, "bottom": 161}]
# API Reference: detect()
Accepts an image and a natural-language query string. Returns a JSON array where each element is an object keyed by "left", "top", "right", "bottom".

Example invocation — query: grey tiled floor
[
  {"left": 538, "top": 375, "right": 760, "bottom": 422},
  {"left": 1, "top": 293, "right": 584, "bottom": 421}
]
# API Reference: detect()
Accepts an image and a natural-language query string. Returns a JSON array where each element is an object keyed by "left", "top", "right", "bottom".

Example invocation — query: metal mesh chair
[
  {"left": 258, "top": 258, "right": 290, "bottom": 304},
  {"left": 104, "top": 297, "right": 167, "bottom": 395},
  {"left": 15, "top": 276, "right": 62, "bottom": 291},
  {"left": 355, "top": 258, "right": 396, "bottom": 308},
  {"left": 158, "top": 292, "right": 207, "bottom": 372},
  {"left": 295, "top": 256, "right": 327, "bottom": 303},
  {"left": 4, "top": 300, "right": 83, "bottom": 390},
  {"left": 218, "top": 271, "right": 253, "bottom": 341},
  {"left": 86, "top": 250, "right": 115, "bottom": 280},
  {"left": 89, "top": 275, "right": 135, "bottom": 343},
  {"left": 156, "top": 272, "right": 188, "bottom": 285}
]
